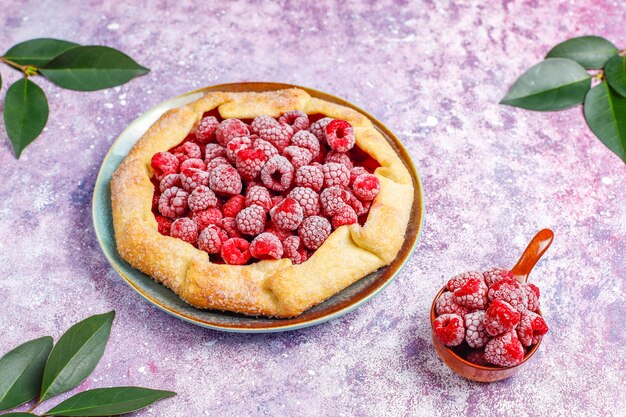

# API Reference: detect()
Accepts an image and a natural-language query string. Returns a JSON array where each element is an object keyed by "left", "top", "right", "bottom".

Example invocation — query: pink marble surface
[{"left": 1, "top": 1, "right": 625, "bottom": 416}]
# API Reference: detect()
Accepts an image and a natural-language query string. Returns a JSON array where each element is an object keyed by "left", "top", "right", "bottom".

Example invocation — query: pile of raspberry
[
  {"left": 433, "top": 267, "right": 548, "bottom": 368},
  {"left": 150, "top": 110, "right": 381, "bottom": 265}
]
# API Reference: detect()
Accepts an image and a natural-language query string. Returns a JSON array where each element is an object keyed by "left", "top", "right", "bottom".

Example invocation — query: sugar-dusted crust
[{"left": 111, "top": 88, "right": 414, "bottom": 317}]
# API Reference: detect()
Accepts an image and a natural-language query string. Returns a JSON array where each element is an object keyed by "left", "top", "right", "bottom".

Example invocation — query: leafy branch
[
  {"left": 501, "top": 35, "right": 626, "bottom": 163},
  {"left": 0, "top": 311, "right": 175, "bottom": 416},
  {"left": 0, "top": 38, "right": 149, "bottom": 158}
]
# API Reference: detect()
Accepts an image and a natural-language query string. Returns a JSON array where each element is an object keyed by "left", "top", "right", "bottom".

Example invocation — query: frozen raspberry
[
  {"left": 259, "top": 124, "right": 293, "bottom": 152},
  {"left": 188, "top": 185, "right": 218, "bottom": 212},
  {"left": 483, "top": 266, "right": 514, "bottom": 287},
  {"left": 447, "top": 271, "right": 484, "bottom": 292},
  {"left": 155, "top": 215, "right": 172, "bottom": 235},
  {"left": 287, "top": 187, "right": 320, "bottom": 217},
  {"left": 226, "top": 136, "right": 252, "bottom": 162},
  {"left": 219, "top": 217, "right": 243, "bottom": 238},
  {"left": 222, "top": 195, "right": 246, "bottom": 218},
  {"left": 216, "top": 118, "right": 249, "bottom": 146},
  {"left": 195, "top": 115, "right": 219, "bottom": 144},
  {"left": 270, "top": 198, "right": 304, "bottom": 231},
  {"left": 278, "top": 110, "right": 309, "bottom": 132},
  {"left": 312, "top": 144, "right": 328, "bottom": 164},
  {"left": 236, "top": 204, "right": 266, "bottom": 235},
  {"left": 295, "top": 165, "right": 324, "bottom": 192},
  {"left": 270, "top": 195, "right": 284, "bottom": 209},
  {"left": 282, "top": 235, "right": 307, "bottom": 264},
  {"left": 159, "top": 173, "right": 182, "bottom": 193},
  {"left": 435, "top": 291, "right": 469, "bottom": 316},
  {"left": 347, "top": 192, "right": 370, "bottom": 217},
  {"left": 172, "top": 141, "right": 202, "bottom": 163},
  {"left": 298, "top": 216, "right": 331, "bottom": 250},
  {"left": 484, "top": 331, "right": 525, "bottom": 367},
  {"left": 488, "top": 278, "right": 528, "bottom": 313},
  {"left": 264, "top": 221, "right": 293, "bottom": 241},
  {"left": 517, "top": 311, "right": 548, "bottom": 346},
  {"left": 249, "top": 232, "right": 284, "bottom": 260},
  {"left": 320, "top": 186, "right": 351, "bottom": 216},
  {"left": 152, "top": 192, "right": 159, "bottom": 212},
  {"left": 453, "top": 277, "right": 489, "bottom": 310},
  {"left": 291, "top": 130, "right": 320, "bottom": 157},
  {"left": 206, "top": 157, "right": 230, "bottom": 171},
  {"left": 209, "top": 164, "right": 242, "bottom": 195},
  {"left": 325, "top": 119, "right": 355, "bottom": 152},
  {"left": 180, "top": 168, "right": 210, "bottom": 192},
  {"left": 325, "top": 151, "right": 353, "bottom": 170},
  {"left": 465, "top": 350, "right": 489, "bottom": 366},
  {"left": 180, "top": 157, "right": 206, "bottom": 172},
  {"left": 261, "top": 156, "right": 294, "bottom": 192},
  {"left": 204, "top": 143, "right": 227, "bottom": 163},
  {"left": 349, "top": 166, "right": 368, "bottom": 185},
  {"left": 309, "top": 117, "right": 332, "bottom": 142},
  {"left": 158, "top": 186, "right": 189, "bottom": 218},
  {"left": 221, "top": 238, "right": 251, "bottom": 265},
  {"left": 191, "top": 207, "right": 223, "bottom": 231},
  {"left": 484, "top": 299, "right": 521, "bottom": 336},
  {"left": 245, "top": 185, "right": 272, "bottom": 212},
  {"left": 322, "top": 162, "right": 350, "bottom": 188},
  {"left": 283, "top": 146, "right": 313, "bottom": 170},
  {"left": 197, "top": 224, "right": 228, "bottom": 254},
  {"left": 332, "top": 204, "right": 358, "bottom": 229},
  {"left": 151, "top": 152, "right": 180, "bottom": 180},
  {"left": 235, "top": 148, "right": 267, "bottom": 181},
  {"left": 523, "top": 283, "right": 540, "bottom": 312},
  {"left": 170, "top": 217, "right": 198, "bottom": 244},
  {"left": 250, "top": 115, "right": 280, "bottom": 134},
  {"left": 433, "top": 313, "right": 465, "bottom": 347},
  {"left": 252, "top": 138, "right": 279, "bottom": 160},
  {"left": 352, "top": 174, "right": 380, "bottom": 201},
  {"left": 464, "top": 311, "right": 491, "bottom": 349}
]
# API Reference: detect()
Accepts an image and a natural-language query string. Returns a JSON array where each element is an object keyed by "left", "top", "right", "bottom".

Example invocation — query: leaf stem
[{"left": 0, "top": 56, "right": 39, "bottom": 76}]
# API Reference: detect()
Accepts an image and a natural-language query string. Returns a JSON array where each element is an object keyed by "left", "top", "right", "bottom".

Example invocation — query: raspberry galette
[{"left": 111, "top": 88, "right": 414, "bottom": 317}]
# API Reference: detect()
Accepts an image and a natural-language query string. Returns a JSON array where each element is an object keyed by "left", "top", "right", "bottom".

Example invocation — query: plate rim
[{"left": 92, "top": 81, "right": 425, "bottom": 333}]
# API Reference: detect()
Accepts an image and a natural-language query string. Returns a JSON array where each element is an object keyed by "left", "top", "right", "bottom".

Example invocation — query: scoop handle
[{"left": 511, "top": 229, "right": 554, "bottom": 283}]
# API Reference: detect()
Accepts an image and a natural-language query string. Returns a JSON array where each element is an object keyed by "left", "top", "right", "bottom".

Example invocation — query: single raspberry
[
  {"left": 298, "top": 216, "right": 331, "bottom": 250},
  {"left": 309, "top": 117, "right": 333, "bottom": 142},
  {"left": 433, "top": 313, "right": 465, "bottom": 347},
  {"left": 320, "top": 186, "right": 350, "bottom": 216},
  {"left": 159, "top": 173, "right": 182, "bottom": 193},
  {"left": 295, "top": 165, "right": 324, "bottom": 192},
  {"left": 245, "top": 185, "right": 272, "bottom": 212},
  {"left": 172, "top": 141, "right": 202, "bottom": 163},
  {"left": 484, "top": 299, "right": 521, "bottom": 336},
  {"left": 465, "top": 350, "right": 489, "bottom": 366},
  {"left": 180, "top": 157, "right": 206, "bottom": 172},
  {"left": 349, "top": 166, "right": 368, "bottom": 185},
  {"left": 291, "top": 130, "right": 320, "bottom": 157},
  {"left": 270, "top": 195, "right": 284, "bottom": 209},
  {"left": 180, "top": 168, "right": 210, "bottom": 192},
  {"left": 219, "top": 217, "right": 243, "bottom": 238},
  {"left": 484, "top": 331, "right": 525, "bottom": 367},
  {"left": 170, "top": 217, "right": 198, "bottom": 244},
  {"left": 332, "top": 204, "right": 358, "bottom": 229},
  {"left": 453, "top": 277, "right": 489, "bottom": 310},
  {"left": 517, "top": 311, "right": 548, "bottom": 346},
  {"left": 221, "top": 238, "right": 251, "bottom": 265},
  {"left": 287, "top": 187, "right": 320, "bottom": 217},
  {"left": 195, "top": 115, "right": 219, "bottom": 144},
  {"left": 464, "top": 311, "right": 491, "bottom": 349},
  {"left": 447, "top": 271, "right": 485, "bottom": 292},
  {"left": 216, "top": 118, "right": 249, "bottom": 146},
  {"left": 325, "top": 119, "right": 355, "bottom": 152},
  {"left": 282, "top": 235, "right": 307, "bottom": 264},
  {"left": 209, "top": 164, "right": 242, "bottom": 195},
  {"left": 264, "top": 221, "right": 293, "bottom": 241},
  {"left": 252, "top": 138, "right": 279, "bottom": 160},
  {"left": 158, "top": 186, "right": 189, "bottom": 218},
  {"left": 435, "top": 291, "right": 469, "bottom": 316},
  {"left": 322, "top": 162, "right": 350, "bottom": 189},
  {"left": 347, "top": 192, "right": 370, "bottom": 217},
  {"left": 283, "top": 146, "right": 313, "bottom": 170},
  {"left": 191, "top": 207, "right": 223, "bottom": 231},
  {"left": 278, "top": 110, "right": 309, "bottom": 132},
  {"left": 235, "top": 204, "right": 266, "bottom": 236},
  {"left": 204, "top": 143, "right": 227, "bottom": 163},
  {"left": 250, "top": 115, "right": 280, "bottom": 134},
  {"left": 488, "top": 278, "right": 528, "bottom": 313},
  {"left": 197, "top": 224, "right": 228, "bottom": 254},
  {"left": 260, "top": 156, "right": 294, "bottom": 192},
  {"left": 206, "top": 156, "right": 230, "bottom": 171},
  {"left": 352, "top": 174, "right": 380, "bottom": 201},
  {"left": 222, "top": 195, "right": 246, "bottom": 218},
  {"left": 155, "top": 215, "right": 172, "bottom": 235},
  {"left": 235, "top": 148, "right": 267, "bottom": 181},
  {"left": 483, "top": 266, "right": 514, "bottom": 287},
  {"left": 226, "top": 136, "right": 252, "bottom": 162},
  {"left": 188, "top": 185, "right": 218, "bottom": 212},
  {"left": 523, "top": 283, "right": 540, "bottom": 312},
  {"left": 270, "top": 198, "right": 304, "bottom": 231},
  {"left": 259, "top": 124, "right": 293, "bottom": 152},
  {"left": 325, "top": 151, "right": 353, "bottom": 170},
  {"left": 249, "top": 232, "right": 284, "bottom": 260},
  {"left": 151, "top": 152, "right": 180, "bottom": 180}
]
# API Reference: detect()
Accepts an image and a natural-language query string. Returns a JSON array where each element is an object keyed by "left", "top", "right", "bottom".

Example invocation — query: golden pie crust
[{"left": 111, "top": 88, "right": 414, "bottom": 317}]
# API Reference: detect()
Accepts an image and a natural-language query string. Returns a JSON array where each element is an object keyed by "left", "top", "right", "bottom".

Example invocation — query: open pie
[{"left": 111, "top": 88, "right": 414, "bottom": 317}]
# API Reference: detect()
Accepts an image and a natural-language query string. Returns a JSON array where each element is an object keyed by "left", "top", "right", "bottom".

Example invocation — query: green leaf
[
  {"left": 40, "top": 46, "right": 149, "bottom": 91},
  {"left": 43, "top": 387, "right": 175, "bottom": 416},
  {"left": 583, "top": 82, "right": 626, "bottom": 163},
  {"left": 605, "top": 55, "right": 626, "bottom": 98},
  {"left": 39, "top": 311, "right": 115, "bottom": 402},
  {"left": 0, "top": 336, "right": 53, "bottom": 411},
  {"left": 3, "top": 78, "right": 49, "bottom": 159},
  {"left": 0, "top": 72, "right": 2, "bottom": 90},
  {"left": 500, "top": 58, "right": 591, "bottom": 111},
  {"left": 3, "top": 38, "right": 80, "bottom": 66},
  {"left": 546, "top": 36, "right": 618, "bottom": 69}
]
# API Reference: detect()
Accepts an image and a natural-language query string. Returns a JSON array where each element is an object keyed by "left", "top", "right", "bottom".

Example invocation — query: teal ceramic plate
[{"left": 92, "top": 82, "right": 424, "bottom": 333}]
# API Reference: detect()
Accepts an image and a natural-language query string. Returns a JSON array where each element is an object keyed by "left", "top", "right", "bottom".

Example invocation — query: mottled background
[{"left": 0, "top": 1, "right": 624, "bottom": 416}]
